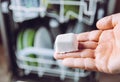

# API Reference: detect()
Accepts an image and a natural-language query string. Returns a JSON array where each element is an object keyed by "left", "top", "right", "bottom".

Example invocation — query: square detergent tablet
[{"left": 55, "top": 33, "right": 78, "bottom": 53}]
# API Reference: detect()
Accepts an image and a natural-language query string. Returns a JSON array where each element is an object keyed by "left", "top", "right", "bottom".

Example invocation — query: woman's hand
[{"left": 54, "top": 13, "right": 120, "bottom": 74}]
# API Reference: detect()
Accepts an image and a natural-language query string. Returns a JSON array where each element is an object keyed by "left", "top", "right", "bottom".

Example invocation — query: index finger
[{"left": 77, "top": 30, "right": 102, "bottom": 42}]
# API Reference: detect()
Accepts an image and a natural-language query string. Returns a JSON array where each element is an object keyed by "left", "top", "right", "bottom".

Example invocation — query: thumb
[{"left": 96, "top": 13, "right": 120, "bottom": 30}]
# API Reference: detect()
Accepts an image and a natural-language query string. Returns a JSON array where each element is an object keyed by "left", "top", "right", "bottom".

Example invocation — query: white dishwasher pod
[{"left": 55, "top": 33, "right": 78, "bottom": 53}]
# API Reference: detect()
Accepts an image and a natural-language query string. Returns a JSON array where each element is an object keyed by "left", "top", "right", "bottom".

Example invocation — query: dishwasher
[{"left": 0, "top": 0, "right": 111, "bottom": 82}]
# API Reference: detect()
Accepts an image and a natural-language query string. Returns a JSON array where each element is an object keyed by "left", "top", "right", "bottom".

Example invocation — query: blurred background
[{"left": 0, "top": 0, "right": 120, "bottom": 82}]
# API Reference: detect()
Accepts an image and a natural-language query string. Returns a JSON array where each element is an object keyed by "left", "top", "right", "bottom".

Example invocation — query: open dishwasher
[{"left": 0, "top": 0, "right": 110, "bottom": 82}]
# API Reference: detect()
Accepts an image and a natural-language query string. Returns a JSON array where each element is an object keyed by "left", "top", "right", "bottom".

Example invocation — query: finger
[
  {"left": 77, "top": 32, "right": 89, "bottom": 41},
  {"left": 77, "top": 30, "right": 102, "bottom": 42},
  {"left": 89, "top": 30, "right": 102, "bottom": 41},
  {"left": 79, "top": 41, "right": 98, "bottom": 49},
  {"left": 96, "top": 13, "right": 120, "bottom": 30},
  {"left": 62, "top": 58, "right": 98, "bottom": 71},
  {"left": 54, "top": 49, "right": 95, "bottom": 59}
]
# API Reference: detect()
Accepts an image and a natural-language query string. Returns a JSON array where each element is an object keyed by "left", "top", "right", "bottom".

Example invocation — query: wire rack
[
  {"left": 16, "top": 47, "right": 91, "bottom": 82},
  {"left": 9, "top": 0, "right": 102, "bottom": 25}
]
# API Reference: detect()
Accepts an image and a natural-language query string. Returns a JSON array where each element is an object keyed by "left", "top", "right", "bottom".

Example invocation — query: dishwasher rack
[
  {"left": 16, "top": 47, "right": 91, "bottom": 82},
  {"left": 9, "top": 0, "right": 103, "bottom": 25},
  {"left": 15, "top": 26, "right": 91, "bottom": 82}
]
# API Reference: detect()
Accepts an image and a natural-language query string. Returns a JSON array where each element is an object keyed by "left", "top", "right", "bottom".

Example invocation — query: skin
[{"left": 54, "top": 13, "right": 120, "bottom": 74}]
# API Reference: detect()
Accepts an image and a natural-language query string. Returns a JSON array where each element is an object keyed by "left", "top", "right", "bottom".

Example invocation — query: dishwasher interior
[{"left": 0, "top": 0, "right": 110, "bottom": 82}]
